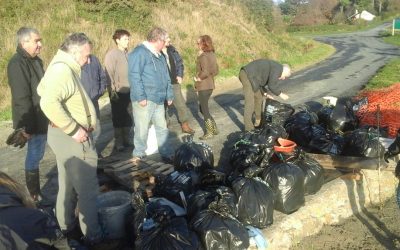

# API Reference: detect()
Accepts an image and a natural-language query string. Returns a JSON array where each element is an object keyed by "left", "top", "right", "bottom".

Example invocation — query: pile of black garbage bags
[{"left": 125, "top": 97, "right": 386, "bottom": 249}]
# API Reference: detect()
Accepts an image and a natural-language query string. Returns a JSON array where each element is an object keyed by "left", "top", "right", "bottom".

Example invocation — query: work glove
[{"left": 6, "top": 128, "right": 28, "bottom": 148}]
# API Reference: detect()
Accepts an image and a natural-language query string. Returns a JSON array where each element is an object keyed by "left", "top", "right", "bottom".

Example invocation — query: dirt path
[{"left": 291, "top": 195, "right": 400, "bottom": 250}]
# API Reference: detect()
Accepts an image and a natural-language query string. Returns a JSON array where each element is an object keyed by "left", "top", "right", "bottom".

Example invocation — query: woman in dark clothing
[
  {"left": 194, "top": 35, "right": 219, "bottom": 140},
  {"left": 0, "top": 171, "right": 69, "bottom": 249}
]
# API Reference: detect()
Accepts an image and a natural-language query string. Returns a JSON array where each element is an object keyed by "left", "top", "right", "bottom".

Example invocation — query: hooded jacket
[
  {"left": 7, "top": 46, "right": 48, "bottom": 134},
  {"left": 37, "top": 50, "right": 97, "bottom": 136}
]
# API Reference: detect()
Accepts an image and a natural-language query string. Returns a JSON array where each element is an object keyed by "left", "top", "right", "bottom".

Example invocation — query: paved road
[{"left": 0, "top": 23, "right": 399, "bottom": 199}]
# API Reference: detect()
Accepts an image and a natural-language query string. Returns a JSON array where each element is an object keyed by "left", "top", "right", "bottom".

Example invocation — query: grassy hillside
[{"left": 0, "top": 0, "right": 333, "bottom": 120}]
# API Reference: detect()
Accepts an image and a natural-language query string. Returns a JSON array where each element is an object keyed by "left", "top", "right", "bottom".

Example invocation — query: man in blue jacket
[{"left": 128, "top": 27, "right": 174, "bottom": 163}]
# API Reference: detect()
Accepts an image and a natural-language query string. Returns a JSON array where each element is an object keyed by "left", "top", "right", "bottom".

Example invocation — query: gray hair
[
  {"left": 60, "top": 33, "right": 91, "bottom": 53},
  {"left": 146, "top": 27, "right": 168, "bottom": 42},
  {"left": 16, "top": 27, "right": 39, "bottom": 46}
]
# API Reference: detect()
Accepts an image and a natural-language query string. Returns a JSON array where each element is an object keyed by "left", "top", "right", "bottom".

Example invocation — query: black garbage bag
[
  {"left": 309, "top": 128, "right": 344, "bottom": 155},
  {"left": 138, "top": 216, "right": 200, "bottom": 250},
  {"left": 230, "top": 139, "right": 266, "bottom": 173},
  {"left": 342, "top": 128, "right": 385, "bottom": 157},
  {"left": 285, "top": 111, "right": 318, "bottom": 147},
  {"left": 187, "top": 186, "right": 237, "bottom": 221},
  {"left": 174, "top": 139, "right": 214, "bottom": 172},
  {"left": 263, "top": 99, "right": 295, "bottom": 126},
  {"left": 231, "top": 166, "right": 274, "bottom": 228},
  {"left": 199, "top": 169, "right": 227, "bottom": 187},
  {"left": 261, "top": 162, "right": 305, "bottom": 214},
  {"left": 328, "top": 97, "right": 358, "bottom": 132},
  {"left": 153, "top": 171, "right": 195, "bottom": 208},
  {"left": 127, "top": 192, "right": 146, "bottom": 243},
  {"left": 288, "top": 151, "right": 325, "bottom": 195},
  {"left": 317, "top": 105, "right": 334, "bottom": 129},
  {"left": 190, "top": 201, "right": 249, "bottom": 250}
]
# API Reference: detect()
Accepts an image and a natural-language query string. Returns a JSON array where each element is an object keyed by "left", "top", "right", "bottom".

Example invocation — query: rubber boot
[
  {"left": 122, "top": 127, "right": 133, "bottom": 148},
  {"left": 25, "top": 169, "right": 41, "bottom": 202},
  {"left": 210, "top": 118, "right": 219, "bottom": 135},
  {"left": 113, "top": 128, "right": 124, "bottom": 152},
  {"left": 199, "top": 119, "right": 214, "bottom": 140},
  {"left": 181, "top": 121, "right": 195, "bottom": 135},
  {"left": 384, "top": 129, "right": 400, "bottom": 162}
]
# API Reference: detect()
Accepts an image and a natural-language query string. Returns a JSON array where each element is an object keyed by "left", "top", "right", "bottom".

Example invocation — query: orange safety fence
[{"left": 356, "top": 83, "right": 400, "bottom": 138}]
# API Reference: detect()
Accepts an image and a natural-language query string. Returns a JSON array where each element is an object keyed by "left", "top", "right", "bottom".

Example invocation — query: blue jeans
[
  {"left": 25, "top": 134, "right": 47, "bottom": 171},
  {"left": 132, "top": 101, "right": 172, "bottom": 158}
]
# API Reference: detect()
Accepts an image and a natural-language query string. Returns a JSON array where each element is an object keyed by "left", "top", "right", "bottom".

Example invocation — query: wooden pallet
[
  {"left": 98, "top": 156, "right": 175, "bottom": 197},
  {"left": 305, "top": 152, "right": 397, "bottom": 171}
]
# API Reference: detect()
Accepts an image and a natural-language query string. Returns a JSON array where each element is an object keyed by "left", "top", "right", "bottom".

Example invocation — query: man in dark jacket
[
  {"left": 239, "top": 59, "right": 291, "bottom": 131},
  {"left": 162, "top": 37, "right": 195, "bottom": 134},
  {"left": 7, "top": 27, "right": 48, "bottom": 201},
  {"left": 81, "top": 52, "right": 107, "bottom": 156}
]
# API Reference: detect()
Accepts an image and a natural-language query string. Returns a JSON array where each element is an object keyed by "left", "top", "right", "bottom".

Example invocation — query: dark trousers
[
  {"left": 110, "top": 92, "right": 133, "bottom": 128},
  {"left": 198, "top": 89, "right": 213, "bottom": 120}
]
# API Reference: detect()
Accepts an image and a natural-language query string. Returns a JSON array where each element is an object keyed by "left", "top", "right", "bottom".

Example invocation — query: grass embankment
[
  {"left": 0, "top": 0, "right": 333, "bottom": 121},
  {"left": 365, "top": 32, "right": 400, "bottom": 90}
]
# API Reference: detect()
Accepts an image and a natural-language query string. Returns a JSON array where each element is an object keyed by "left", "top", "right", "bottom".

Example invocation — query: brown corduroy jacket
[{"left": 195, "top": 51, "right": 219, "bottom": 91}]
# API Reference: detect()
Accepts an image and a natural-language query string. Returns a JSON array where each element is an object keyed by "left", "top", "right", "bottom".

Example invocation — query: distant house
[{"left": 354, "top": 10, "right": 376, "bottom": 21}]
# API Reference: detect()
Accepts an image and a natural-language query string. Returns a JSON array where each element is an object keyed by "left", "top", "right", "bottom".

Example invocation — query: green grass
[
  {"left": 287, "top": 19, "right": 385, "bottom": 37},
  {"left": 364, "top": 33, "right": 400, "bottom": 90}
]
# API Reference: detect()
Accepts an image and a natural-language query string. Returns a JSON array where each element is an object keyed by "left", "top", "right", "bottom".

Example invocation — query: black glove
[
  {"left": 110, "top": 89, "right": 119, "bottom": 102},
  {"left": 6, "top": 128, "right": 28, "bottom": 148}
]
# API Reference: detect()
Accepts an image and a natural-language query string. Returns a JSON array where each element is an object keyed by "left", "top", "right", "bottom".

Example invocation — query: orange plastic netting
[{"left": 356, "top": 83, "right": 400, "bottom": 138}]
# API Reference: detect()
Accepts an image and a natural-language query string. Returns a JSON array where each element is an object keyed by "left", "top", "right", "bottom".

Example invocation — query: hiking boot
[{"left": 181, "top": 121, "right": 195, "bottom": 135}]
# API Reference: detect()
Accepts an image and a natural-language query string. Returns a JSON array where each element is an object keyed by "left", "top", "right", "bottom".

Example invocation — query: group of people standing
[{"left": 4, "top": 26, "right": 220, "bottom": 249}]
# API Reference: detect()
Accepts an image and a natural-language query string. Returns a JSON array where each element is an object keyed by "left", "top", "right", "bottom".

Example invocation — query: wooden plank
[{"left": 305, "top": 153, "right": 397, "bottom": 171}]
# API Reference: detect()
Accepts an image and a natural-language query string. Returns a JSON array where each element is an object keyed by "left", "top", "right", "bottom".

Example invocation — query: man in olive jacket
[
  {"left": 239, "top": 59, "right": 291, "bottom": 131},
  {"left": 7, "top": 27, "right": 48, "bottom": 201}
]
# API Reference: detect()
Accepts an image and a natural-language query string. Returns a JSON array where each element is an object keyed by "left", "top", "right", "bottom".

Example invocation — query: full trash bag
[
  {"left": 187, "top": 186, "right": 238, "bottom": 221},
  {"left": 174, "top": 138, "right": 214, "bottom": 172},
  {"left": 153, "top": 171, "right": 194, "bottom": 208},
  {"left": 285, "top": 111, "right": 318, "bottom": 147},
  {"left": 199, "top": 169, "right": 227, "bottom": 187},
  {"left": 190, "top": 201, "right": 249, "bottom": 250},
  {"left": 342, "top": 128, "right": 385, "bottom": 157},
  {"left": 230, "top": 139, "right": 266, "bottom": 173},
  {"left": 288, "top": 151, "right": 325, "bottom": 195},
  {"left": 231, "top": 166, "right": 274, "bottom": 228},
  {"left": 138, "top": 216, "right": 200, "bottom": 250},
  {"left": 328, "top": 97, "right": 358, "bottom": 133},
  {"left": 261, "top": 162, "right": 305, "bottom": 214},
  {"left": 263, "top": 99, "right": 295, "bottom": 126},
  {"left": 308, "top": 128, "right": 344, "bottom": 155}
]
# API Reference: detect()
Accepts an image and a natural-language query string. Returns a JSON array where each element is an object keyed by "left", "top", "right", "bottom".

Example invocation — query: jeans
[
  {"left": 132, "top": 101, "right": 172, "bottom": 158},
  {"left": 25, "top": 134, "right": 47, "bottom": 171}
]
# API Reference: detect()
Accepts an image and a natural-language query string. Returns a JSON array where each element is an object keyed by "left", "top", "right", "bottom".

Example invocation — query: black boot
[
  {"left": 25, "top": 169, "right": 41, "bottom": 201},
  {"left": 384, "top": 129, "right": 400, "bottom": 162}
]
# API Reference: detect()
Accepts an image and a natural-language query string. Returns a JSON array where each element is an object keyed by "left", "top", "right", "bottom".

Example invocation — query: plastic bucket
[{"left": 97, "top": 190, "right": 132, "bottom": 239}]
